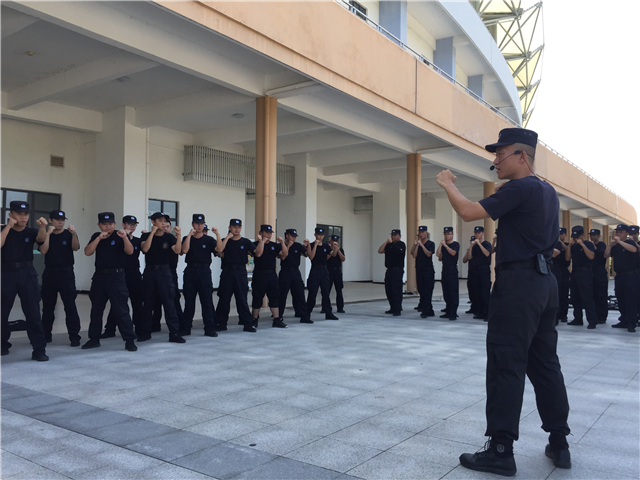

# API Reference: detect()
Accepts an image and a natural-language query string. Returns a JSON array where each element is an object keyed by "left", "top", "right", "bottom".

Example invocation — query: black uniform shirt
[
  {"left": 310, "top": 242, "right": 332, "bottom": 266},
  {"left": 553, "top": 241, "right": 571, "bottom": 270},
  {"left": 44, "top": 230, "right": 75, "bottom": 268},
  {"left": 253, "top": 241, "right": 282, "bottom": 271},
  {"left": 384, "top": 241, "right": 406, "bottom": 268},
  {"left": 88, "top": 231, "right": 128, "bottom": 269},
  {"left": 123, "top": 236, "right": 142, "bottom": 270},
  {"left": 415, "top": 240, "right": 435, "bottom": 270},
  {"left": 221, "top": 237, "right": 255, "bottom": 268},
  {"left": 611, "top": 240, "right": 639, "bottom": 273},
  {"left": 479, "top": 176, "right": 559, "bottom": 266},
  {"left": 593, "top": 241, "right": 607, "bottom": 270},
  {"left": 469, "top": 241, "right": 492, "bottom": 268},
  {"left": 1, "top": 226, "right": 39, "bottom": 266},
  {"left": 441, "top": 241, "right": 460, "bottom": 268},
  {"left": 183, "top": 234, "right": 217, "bottom": 265},
  {"left": 281, "top": 242, "right": 305, "bottom": 268},
  {"left": 570, "top": 241, "right": 595, "bottom": 268},
  {"left": 140, "top": 232, "right": 177, "bottom": 266},
  {"left": 327, "top": 248, "right": 345, "bottom": 270}
]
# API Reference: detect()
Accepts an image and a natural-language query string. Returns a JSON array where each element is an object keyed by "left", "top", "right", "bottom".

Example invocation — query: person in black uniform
[
  {"left": 605, "top": 224, "right": 638, "bottom": 333},
  {"left": 437, "top": 227, "right": 460, "bottom": 320},
  {"left": 411, "top": 226, "right": 435, "bottom": 318},
  {"left": 463, "top": 235, "right": 477, "bottom": 315},
  {"left": 38, "top": 210, "right": 81, "bottom": 346},
  {"left": 378, "top": 229, "right": 406, "bottom": 316},
  {"left": 306, "top": 227, "right": 339, "bottom": 320},
  {"left": 215, "top": 218, "right": 263, "bottom": 332},
  {"left": 101, "top": 215, "right": 144, "bottom": 339},
  {"left": 465, "top": 226, "right": 492, "bottom": 321},
  {"left": 630, "top": 225, "right": 640, "bottom": 326},
  {"left": 566, "top": 226, "right": 598, "bottom": 329},
  {"left": 152, "top": 220, "right": 184, "bottom": 333},
  {"left": 181, "top": 214, "right": 222, "bottom": 337},
  {"left": 553, "top": 228, "right": 571, "bottom": 322},
  {"left": 1, "top": 201, "right": 49, "bottom": 361},
  {"left": 82, "top": 212, "right": 137, "bottom": 352},
  {"left": 438, "top": 128, "right": 571, "bottom": 475},
  {"left": 327, "top": 235, "right": 346, "bottom": 313},
  {"left": 138, "top": 212, "right": 185, "bottom": 343},
  {"left": 250, "top": 224, "right": 288, "bottom": 329},
  {"left": 589, "top": 228, "right": 608, "bottom": 324},
  {"left": 279, "top": 229, "right": 313, "bottom": 324}
]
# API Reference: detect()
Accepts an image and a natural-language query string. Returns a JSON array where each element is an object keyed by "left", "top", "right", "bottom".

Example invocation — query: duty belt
[
  {"left": 280, "top": 267, "right": 299, "bottom": 271},
  {"left": 4, "top": 261, "right": 33, "bottom": 269},
  {"left": 96, "top": 268, "right": 124, "bottom": 274},
  {"left": 187, "top": 263, "right": 211, "bottom": 268},
  {"left": 496, "top": 257, "right": 550, "bottom": 274},
  {"left": 45, "top": 265, "right": 73, "bottom": 270},
  {"left": 572, "top": 266, "right": 592, "bottom": 271},
  {"left": 253, "top": 269, "right": 276, "bottom": 274},
  {"left": 223, "top": 264, "right": 246, "bottom": 270},
  {"left": 149, "top": 264, "right": 170, "bottom": 271}
]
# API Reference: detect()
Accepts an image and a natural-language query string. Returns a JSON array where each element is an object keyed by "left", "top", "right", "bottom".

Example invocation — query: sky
[{"left": 526, "top": 0, "right": 640, "bottom": 219}]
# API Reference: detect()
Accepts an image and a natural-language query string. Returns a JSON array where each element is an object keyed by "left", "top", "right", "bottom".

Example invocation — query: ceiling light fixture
[
  {"left": 117, "top": 76, "right": 131, "bottom": 83},
  {"left": 25, "top": 51, "right": 35, "bottom": 56},
  {"left": 232, "top": 113, "right": 244, "bottom": 119}
]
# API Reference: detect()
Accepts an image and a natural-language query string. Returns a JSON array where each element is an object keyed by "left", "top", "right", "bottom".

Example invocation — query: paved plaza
[{"left": 2, "top": 282, "right": 639, "bottom": 480}]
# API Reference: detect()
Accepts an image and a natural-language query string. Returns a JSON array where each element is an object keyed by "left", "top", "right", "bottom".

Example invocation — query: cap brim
[{"left": 484, "top": 141, "right": 513, "bottom": 153}]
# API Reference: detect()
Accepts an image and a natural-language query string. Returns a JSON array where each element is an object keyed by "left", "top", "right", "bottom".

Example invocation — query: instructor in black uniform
[
  {"left": 437, "top": 227, "right": 460, "bottom": 320},
  {"left": 411, "top": 226, "right": 435, "bottom": 318},
  {"left": 378, "top": 229, "right": 406, "bottom": 316},
  {"left": 589, "top": 229, "right": 608, "bottom": 324},
  {"left": 1, "top": 201, "right": 49, "bottom": 361},
  {"left": 279, "top": 229, "right": 313, "bottom": 324},
  {"left": 438, "top": 128, "right": 571, "bottom": 475}
]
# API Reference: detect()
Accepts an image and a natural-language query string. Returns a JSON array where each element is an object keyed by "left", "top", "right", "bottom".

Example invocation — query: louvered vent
[
  {"left": 354, "top": 195, "right": 373, "bottom": 214},
  {"left": 184, "top": 146, "right": 294, "bottom": 195},
  {"left": 50, "top": 155, "right": 64, "bottom": 167}
]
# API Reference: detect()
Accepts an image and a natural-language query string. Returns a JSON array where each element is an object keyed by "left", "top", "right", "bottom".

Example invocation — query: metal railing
[{"left": 336, "top": 0, "right": 630, "bottom": 207}]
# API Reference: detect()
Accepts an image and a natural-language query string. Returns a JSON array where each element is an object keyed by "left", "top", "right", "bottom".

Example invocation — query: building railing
[{"left": 336, "top": 0, "right": 630, "bottom": 207}]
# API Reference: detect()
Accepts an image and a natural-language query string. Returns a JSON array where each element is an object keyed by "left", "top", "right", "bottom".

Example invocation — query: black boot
[{"left": 459, "top": 439, "right": 516, "bottom": 477}]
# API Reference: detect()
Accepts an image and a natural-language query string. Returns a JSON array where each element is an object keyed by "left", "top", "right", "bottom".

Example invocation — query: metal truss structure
[{"left": 471, "top": 1, "right": 544, "bottom": 127}]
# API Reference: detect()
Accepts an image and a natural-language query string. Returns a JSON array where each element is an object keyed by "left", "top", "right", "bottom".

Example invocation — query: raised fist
[
  {"left": 189, "top": 229, "right": 197, "bottom": 237},
  {"left": 99, "top": 231, "right": 110, "bottom": 240},
  {"left": 212, "top": 227, "right": 219, "bottom": 235},
  {"left": 257, "top": 234, "right": 263, "bottom": 242},
  {"left": 36, "top": 217, "right": 48, "bottom": 227},
  {"left": 277, "top": 236, "right": 284, "bottom": 244},
  {"left": 173, "top": 226, "right": 181, "bottom": 236},
  {"left": 6, "top": 217, "right": 17, "bottom": 228},
  {"left": 303, "top": 239, "right": 310, "bottom": 247},
  {"left": 116, "top": 229, "right": 127, "bottom": 238},
  {"left": 48, "top": 225, "right": 56, "bottom": 234},
  {"left": 68, "top": 225, "right": 76, "bottom": 235}
]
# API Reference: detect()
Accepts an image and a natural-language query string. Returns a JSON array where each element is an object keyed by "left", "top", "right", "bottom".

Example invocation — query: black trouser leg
[
  {"left": 318, "top": 267, "right": 333, "bottom": 314},
  {"left": 40, "top": 268, "right": 58, "bottom": 337},
  {"left": 215, "top": 270, "right": 234, "bottom": 327},
  {"left": 573, "top": 269, "right": 597, "bottom": 326},
  {"left": 127, "top": 271, "right": 144, "bottom": 329},
  {"left": 557, "top": 269, "right": 570, "bottom": 320},
  {"left": 615, "top": 274, "right": 638, "bottom": 327},
  {"left": 442, "top": 267, "right": 459, "bottom": 317},
  {"left": 57, "top": 268, "right": 81, "bottom": 341},
  {"left": 306, "top": 268, "right": 321, "bottom": 314},
  {"left": 592, "top": 270, "right": 609, "bottom": 322},
  {"left": 182, "top": 268, "right": 198, "bottom": 331},
  {"left": 232, "top": 270, "right": 252, "bottom": 326},
  {"left": 195, "top": 268, "right": 216, "bottom": 330},
  {"left": 468, "top": 268, "right": 479, "bottom": 313},
  {"left": 479, "top": 267, "right": 492, "bottom": 317},
  {"left": 172, "top": 272, "right": 184, "bottom": 329},
  {"left": 329, "top": 269, "right": 344, "bottom": 311},
  {"left": 385, "top": 268, "right": 403, "bottom": 313},
  {"left": 416, "top": 268, "right": 435, "bottom": 314},
  {"left": 278, "top": 270, "right": 292, "bottom": 316}
]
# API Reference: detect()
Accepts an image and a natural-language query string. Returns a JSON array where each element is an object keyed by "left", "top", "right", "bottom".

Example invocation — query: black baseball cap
[
  {"left": 474, "top": 226, "right": 484, "bottom": 233},
  {"left": 444, "top": 226, "right": 453, "bottom": 233},
  {"left": 391, "top": 229, "right": 401, "bottom": 235},
  {"left": 122, "top": 215, "right": 138, "bottom": 224},
  {"left": 331, "top": 235, "right": 340, "bottom": 241},
  {"left": 285, "top": 228, "right": 298, "bottom": 237},
  {"left": 315, "top": 227, "right": 325, "bottom": 235},
  {"left": 615, "top": 224, "right": 630, "bottom": 232},
  {"left": 571, "top": 226, "right": 584, "bottom": 238},
  {"left": 559, "top": 227, "right": 567, "bottom": 234},
  {"left": 260, "top": 224, "right": 273, "bottom": 233},
  {"left": 418, "top": 226, "right": 428, "bottom": 232},
  {"left": 50, "top": 210, "right": 67, "bottom": 220},
  {"left": 630, "top": 225, "right": 639, "bottom": 234},
  {"left": 203, "top": 224, "right": 209, "bottom": 231},
  {"left": 150, "top": 212, "right": 170, "bottom": 221},
  {"left": 229, "top": 218, "right": 242, "bottom": 226},
  {"left": 98, "top": 212, "right": 115, "bottom": 223},
  {"left": 192, "top": 214, "right": 205, "bottom": 224},
  {"left": 589, "top": 228, "right": 601, "bottom": 235},
  {"left": 485, "top": 128, "right": 538, "bottom": 153},
  {"left": 9, "top": 201, "right": 30, "bottom": 213}
]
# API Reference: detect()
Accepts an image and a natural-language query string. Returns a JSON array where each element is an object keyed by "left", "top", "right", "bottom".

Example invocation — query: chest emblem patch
[
  {"left": 111, "top": 240, "right": 116, "bottom": 245},
  {"left": 163, "top": 243, "right": 168, "bottom": 249},
  {"left": 25, "top": 238, "right": 29, "bottom": 242},
  {"left": 240, "top": 245, "right": 244, "bottom": 249},
  {"left": 62, "top": 241, "right": 67, "bottom": 245}
]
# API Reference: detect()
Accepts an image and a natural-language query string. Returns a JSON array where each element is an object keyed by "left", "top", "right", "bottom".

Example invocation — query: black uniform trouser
[
  {"left": 141, "top": 266, "right": 180, "bottom": 337},
  {"left": 251, "top": 270, "right": 280, "bottom": 312},
  {"left": 328, "top": 268, "right": 344, "bottom": 311},
  {"left": 416, "top": 267, "right": 435, "bottom": 314},
  {"left": 182, "top": 266, "right": 216, "bottom": 331},
  {"left": 556, "top": 268, "right": 570, "bottom": 320},
  {"left": 105, "top": 269, "right": 144, "bottom": 335},
  {"left": 152, "top": 270, "right": 183, "bottom": 331},
  {"left": 614, "top": 271, "right": 638, "bottom": 328},
  {"left": 41, "top": 266, "right": 81, "bottom": 341},
  {"left": 215, "top": 267, "right": 252, "bottom": 327},
  {"left": 469, "top": 266, "right": 491, "bottom": 317},
  {"left": 441, "top": 266, "right": 459, "bottom": 317},
  {"left": 467, "top": 275, "right": 477, "bottom": 313},
  {"left": 384, "top": 267, "right": 404, "bottom": 313},
  {"left": 486, "top": 265, "right": 570, "bottom": 442},
  {"left": 570, "top": 267, "right": 597, "bottom": 326},
  {"left": 279, "top": 268, "right": 309, "bottom": 320},
  {"left": 306, "top": 266, "right": 332, "bottom": 315},
  {"left": 1, "top": 266, "right": 47, "bottom": 353},
  {"left": 592, "top": 269, "right": 609, "bottom": 322},
  {"left": 88, "top": 272, "right": 136, "bottom": 341}
]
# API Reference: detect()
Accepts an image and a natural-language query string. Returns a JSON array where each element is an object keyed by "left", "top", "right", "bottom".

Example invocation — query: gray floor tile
[
  {"left": 233, "top": 402, "right": 310, "bottom": 424},
  {"left": 184, "top": 415, "right": 270, "bottom": 441},
  {"left": 127, "top": 430, "right": 224, "bottom": 461},
  {"left": 233, "top": 424, "right": 321, "bottom": 455},
  {"left": 174, "top": 442, "right": 276, "bottom": 479},
  {"left": 230, "top": 456, "right": 340, "bottom": 480},
  {"left": 329, "top": 421, "right": 416, "bottom": 450},
  {"left": 285, "top": 437, "right": 382, "bottom": 473},
  {"left": 91, "top": 418, "right": 175, "bottom": 446},
  {"left": 347, "top": 450, "right": 453, "bottom": 479},
  {"left": 389, "top": 434, "right": 480, "bottom": 468}
]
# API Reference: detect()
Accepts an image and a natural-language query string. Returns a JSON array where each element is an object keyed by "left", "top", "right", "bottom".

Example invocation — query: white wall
[
  {"left": 317, "top": 184, "right": 372, "bottom": 281},
  {"left": 407, "top": 12, "right": 435, "bottom": 62}
]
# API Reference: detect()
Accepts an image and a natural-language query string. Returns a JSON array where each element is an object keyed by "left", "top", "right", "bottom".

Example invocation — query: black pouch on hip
[{"left": 535, "top": 253, "right": 549, "bottom": 275}]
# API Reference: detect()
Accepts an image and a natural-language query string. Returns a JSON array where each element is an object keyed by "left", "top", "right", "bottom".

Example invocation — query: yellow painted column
[
  {"left": 406, "top": 153, "right": 421, "bottom": 294},
  {"left": 255, "top": 95, "right": 278, "bottom": 236},
  {"left": 562, "top": 210, "right": 571, "bottom": 232},
  {"left": 483, "top": 182, "right": 496, "bottom": 282},
  {"left": 583, "top": 218, "right": 592, "bottom": 234}
]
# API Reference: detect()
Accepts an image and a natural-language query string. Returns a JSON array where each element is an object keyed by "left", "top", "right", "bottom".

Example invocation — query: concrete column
[
  {"left": 583, "top": 218, "right": 592, "bottom": 234},
  {"left": 562, "top": 210, "right": 571, "bottom": 232},
  {"left": 255, "top": 95, "right": 278, "bottom": 236},
  {"left": 95, "top": 106, "right": 147, "bottom": 222},
  {"left": 406, "top": 154, "right": 421, "bottom": 294},
  {"left": 468, "top": 75, "right": 484, "bottom": 99},
  {"left": 434, "top": 37, "right": 456, "bottom": 79},
  {"left": 372, "top": 182, "right": 406, "bottom": 284},
  {"left": 379, "top": 0, "right": 407, "bottom": 44}
]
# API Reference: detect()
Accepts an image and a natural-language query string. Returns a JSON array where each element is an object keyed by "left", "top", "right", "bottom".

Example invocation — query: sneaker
[
  {"left": 385, "top": 310, "right": 393, "bottom": 314},
  {"left": 215, "top": 325, "right": 228, "bottom": 332},
  {"left": 611, "top": 322, "right": 626, "bottom": 328},
  {"left": 204, "top": 329, "right": 218, "bottom": 337},
  {"left": 31, "top": 350, "right": 50, "bottom": 362},
  {"left": 169, "top": 334, "right": 186, "bottom": 343},
  {"left": 337, "top": 309, "right": 345, "bottom": 313},
  {"left": 325, "top": 313, "right": 339, "bottom": 320},
  {"left": 567, "top": 320, "right": 583, "bottom": 326},
  {"left": 81, "top": 338, "right": 101, "bottom": 349},
  {"left": 243, "top": 325, "right": 257, "bottom": 333},
  {"left": 300, "top": 318, "right": 314, "bottom": 324},
  {"left": 545, "top": 444, "right": 571, "bottom": 469},
  {"left": 459, "top": 441, "right": 516, "bottom": 477},
  {"left": 70, "top": 338, "right": 81, "bottom": 347},
  {"left": 272, "top": 318, "right": 288, "bottom": 328},
  {"left": 628, "top": 327, "right": 636, "bottom": 333},
  {"left": 125, "top": 340, "right": 137, "bottom": 352},
  {"left": 136, "top": 334, "right": 151, "bottom": 342},
  {"left": 180, "top": 329, "right": 192, "bottom": 336},
  {"left": 587, "top": 325, "right": 596, "bottom": 330},
  {"left": 420, "top": 312, "right": 428, "bottom": 318},
  {"left": 392, "top": 312, "right": 401, "bottom": 317},
  {"left": 1, "top": 348, "right": 9, "bottom": 356},
  {"left": 100, "top": 331, "right": 116, "bottom": 339}
]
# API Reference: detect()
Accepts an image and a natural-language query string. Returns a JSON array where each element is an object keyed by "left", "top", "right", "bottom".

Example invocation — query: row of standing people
[{"left": 1, "top": 203, "right": 346, "bottom": 360}]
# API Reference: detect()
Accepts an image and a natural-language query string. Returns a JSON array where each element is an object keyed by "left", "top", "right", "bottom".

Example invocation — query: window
[
  {"left": 317, "top": 224, "right": 343, "bottom": 248},
  {"left": 349, "top": 0, "right": 367, "bottom": 21},
  {"left": 2, "top": 188, "right": 61, "bottom": 228},
  {"left": 148, "top": 199, "right": 178, "bottom": 232}
]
